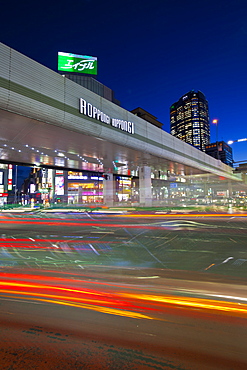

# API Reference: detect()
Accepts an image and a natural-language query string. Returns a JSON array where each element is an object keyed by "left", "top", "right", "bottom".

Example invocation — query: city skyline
[{"left": 1, "top": 0, "right": 247, "bottom": 163}]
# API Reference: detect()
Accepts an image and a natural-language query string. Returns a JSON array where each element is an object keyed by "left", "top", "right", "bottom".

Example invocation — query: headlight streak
[
  {"left": 1, "top": 217, "right": 247, "bottom": 234},
  {"left": 0, "top": 279, "right": 156, "bottom": 320},
  {"left": 0, "top": 237, "right": 114, "bottom": 268},
  {"left": 120, "top": 293, "right": 247, "bottom": 317},
  {"left": 1, "top": 214, "right": 247, "bottom": 324},
  {"left": 0, "top": 219, "right": 168, "bottom": 229},
  {"left": 0, "top": 293, "right": 153, "bottom": 320},
  {"left": 116, "top": 213, "right": 247, "bottom": 218},
  {"left": 0, "top": 276, "right": 247, "bottom": 321}
]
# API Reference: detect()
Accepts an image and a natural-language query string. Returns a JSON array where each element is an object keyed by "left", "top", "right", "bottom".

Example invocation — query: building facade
[
  {"left": 61, "top": 74, "right": 121, "bottom": 106},
  {"left": 170, "top": 90, "right": 210, "bottom": 151},
  {"left": 206, "top": 141, "right": 234, "bottom": 167},
  {"left": 0, "top": 42, "right": 244, "bottom": 207}
]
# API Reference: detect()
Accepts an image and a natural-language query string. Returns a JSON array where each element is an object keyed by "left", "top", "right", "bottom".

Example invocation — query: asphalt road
[
  {"left": 1, "top": 210, "right": 247, "bottom": 276},
  {"left": 0, "top": 210, "right": 247, "bottom": 369}
]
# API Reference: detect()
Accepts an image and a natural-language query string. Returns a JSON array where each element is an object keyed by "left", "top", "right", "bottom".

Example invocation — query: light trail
[
  {"left": 0, "top": 293, "right": 153, "bottom": 320},
  {"left": 1, "top": 274, "right": 247, "bottom": 321},
  {"left": 0, "top": 278, "right": 157, "bottom": 320},
  {"left": 120, "top": 293, "right": 247, "bottom": 318},
  {"left": 1, "top": 213, "right": 247, "bottom": 225},
  {"left": 116, "top": 213, "right": 247, "bottom": 218},
  {"left": 1, "top": 218, "right": 247, "bottom": 233}
]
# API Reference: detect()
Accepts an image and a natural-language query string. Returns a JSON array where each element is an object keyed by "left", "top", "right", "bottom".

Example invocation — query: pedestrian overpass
[{"left": 0, "top": 42, "right": 244, "bottom": 206}]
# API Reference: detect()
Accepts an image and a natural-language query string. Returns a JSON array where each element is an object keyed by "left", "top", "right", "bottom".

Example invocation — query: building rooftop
[{"left": 131, "top": 107, "right": 163, "bottom": 129}]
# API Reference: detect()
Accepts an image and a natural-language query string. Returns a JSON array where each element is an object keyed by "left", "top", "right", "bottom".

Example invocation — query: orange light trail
[
  {"left": 0, "top": 275, "right": 247, "bottom": 321},
  {"left": 116, "top": 213, "right": 247, "bottom": 218},
  {"left": 0, "top": 292, "right": 152, "bottom": 320},
  {"left": 120, "top": 293, "right": 247, "bottom": 318},
  {"left": 0, "top": 279, "right": 156, "bottom": 320}
]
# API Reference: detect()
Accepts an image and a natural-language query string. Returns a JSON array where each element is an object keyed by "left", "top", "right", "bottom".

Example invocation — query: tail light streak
[{"left": 0, "top": 273, "right": 247, "bottom": 321}]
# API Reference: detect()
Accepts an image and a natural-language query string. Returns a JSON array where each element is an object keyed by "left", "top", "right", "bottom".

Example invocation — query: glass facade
[
  {"left": 170, "top": 90, "right": 210, "bottom": 151},
  {"left": 205, "top": 141, "right": 234, "bottom": 167},
  {"left": 66, "top": 171, "right": 104, "bottom": 204}
]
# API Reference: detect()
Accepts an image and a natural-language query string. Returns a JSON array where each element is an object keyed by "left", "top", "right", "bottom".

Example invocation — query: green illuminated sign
[{"left": 58, "top": 52, "right": 97, "bottom": 75}]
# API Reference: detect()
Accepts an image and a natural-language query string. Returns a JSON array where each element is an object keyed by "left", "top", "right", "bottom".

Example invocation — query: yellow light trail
[
  {"left": 0, "top": 291, "right": 154, "bottom": 320},
  {"left": 0, "top": 288, "right": 119, "bottom": 307},
  {"left": 0, "top": 281, "right": 104, "bottom": 297},
  {"left": 0, "top": 280, "right": 156, "bottom": 320},
  {"left": 116, "top": 213, "right": 247, "bottom": 218},
  {"left": 1, "top": 280, "right": 247, "bottom": 321},
  {"left": 120, "top": 293, "right": 247, "bottom": 317}
]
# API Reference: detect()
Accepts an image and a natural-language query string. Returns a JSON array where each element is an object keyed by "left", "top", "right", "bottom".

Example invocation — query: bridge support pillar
[
  {"left": 228, "top": 181, "right": 233, "bottom": 198},
  {"left": 139, "top": 166, "right": 152, "bottom": 207},
  {"left": 103, "top": 173, "right": 114, "bottom": 207}
]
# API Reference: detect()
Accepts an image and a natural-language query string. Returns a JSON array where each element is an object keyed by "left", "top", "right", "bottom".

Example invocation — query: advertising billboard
[
  {"left": 55, "top": 176, "right": 64, "bottom": 195},
  {"left": 58, "top": 52, "right": 97, "bottom": 75}
]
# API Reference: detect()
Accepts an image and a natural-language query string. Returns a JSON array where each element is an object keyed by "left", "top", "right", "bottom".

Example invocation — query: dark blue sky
[{"left": 1, "top": 0, "right": 247, "bottom": 162}]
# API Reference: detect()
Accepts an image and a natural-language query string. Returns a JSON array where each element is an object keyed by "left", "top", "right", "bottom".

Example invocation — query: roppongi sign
[{"left": 79, "top": 98, "right": 135, "bottom": 134}]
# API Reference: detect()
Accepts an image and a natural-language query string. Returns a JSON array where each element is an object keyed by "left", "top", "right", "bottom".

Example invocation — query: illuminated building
[
  {"left": 206, "top": 141, "right": 233, "bottom": 167},
  {"left": 170, "top": 90, "right": 210, "bottom": 151}
]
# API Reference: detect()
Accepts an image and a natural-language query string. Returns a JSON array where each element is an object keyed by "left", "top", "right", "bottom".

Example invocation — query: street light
[
  {"left": 228, "top": 138, "right": 247, "bottom": 145},
  {"left": 212, "top": 119, "right": 219, "bottom": 159},
  {"left": 227, "top": 138, "right": 247, "bottom": 169},
  {"left": 212, "top": 119, "right": 219, "bottom": 142}
]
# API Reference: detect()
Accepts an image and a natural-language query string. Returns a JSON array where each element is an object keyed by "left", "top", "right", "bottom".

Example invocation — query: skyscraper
[{"left": 170, "top": 90, "right": 210, "bottom": 151}]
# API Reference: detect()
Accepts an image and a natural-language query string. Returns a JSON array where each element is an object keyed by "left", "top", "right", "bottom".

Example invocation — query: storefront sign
[
  {"left": 217, "top": 191, "right": 226, "bottom": 196},
  {"left": 55, "top": 176, "right": 64, "bottom": 195},
  {"left": 91, "top": 176, "right": 103, "bottom": 181},
  {"left": 58, "top": 52, "right": 97, "bottom": 75},
  {"left": 8, "top": 165, "right": 12, "bottom": 190},
  {"left": 79, "top": 98, "right": 135, "bottom": 134},
  {"left": 68, "top": 175, "right": 88, "bottom": 180}
]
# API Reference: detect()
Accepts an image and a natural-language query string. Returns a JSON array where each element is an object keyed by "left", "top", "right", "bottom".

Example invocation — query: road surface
[{"left": 0, "top": 210, "right": 247, "bottom": 369}]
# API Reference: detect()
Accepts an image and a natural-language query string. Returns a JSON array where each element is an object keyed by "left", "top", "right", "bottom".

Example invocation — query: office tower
[
  {"left": 205, "top": 141, "right": 233, "bottom": 167},
  {"left": 170, "top": 90, "right": 210, "bottom": 151}
]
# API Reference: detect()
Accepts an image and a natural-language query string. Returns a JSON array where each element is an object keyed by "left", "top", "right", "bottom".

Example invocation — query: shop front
[
  {"left": 67, "top": 171, "right": 103, "bottom": 204},
  {"left": 115, "top": 176, "right": 134, "bottom": 203}
]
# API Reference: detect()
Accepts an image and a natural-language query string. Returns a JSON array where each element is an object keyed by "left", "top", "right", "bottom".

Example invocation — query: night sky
[{"left": 1, "top": 0, "right": 247, "bottom": 163}]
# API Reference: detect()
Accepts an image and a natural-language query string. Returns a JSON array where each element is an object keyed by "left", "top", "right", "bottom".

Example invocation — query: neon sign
[{"left": 58, "top": 52, "right": 97, "bottom": 75}]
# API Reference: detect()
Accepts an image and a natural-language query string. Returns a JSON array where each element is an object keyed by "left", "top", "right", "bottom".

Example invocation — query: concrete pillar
[
  {"left": 139, "top": 166, "right": 152, "bottom": 207},
  {"left": 228, "top": 180, "right": 233, "bottom": 198},
  {"left": 78, "top": 185, "right": 83, "bottom": 204},
  {"left": 103, "top": 173, "right": 114, "bottom": 206},
  {"left": 203, "top": 181, "right": 209, "bottom": 197}
]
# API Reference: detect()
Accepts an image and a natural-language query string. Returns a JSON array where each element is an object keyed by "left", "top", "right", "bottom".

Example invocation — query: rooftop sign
[{"left": 58, "top": 52, "right": 97, "bottom": 75}]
